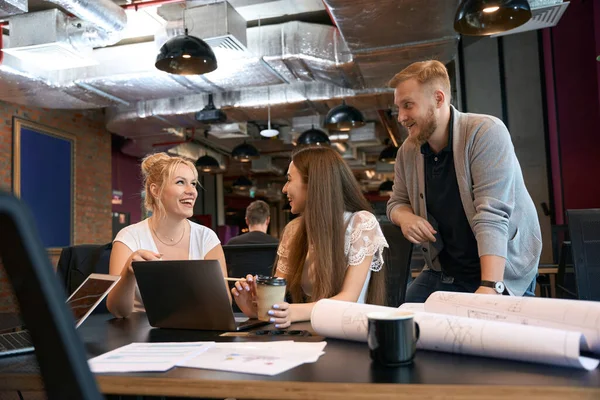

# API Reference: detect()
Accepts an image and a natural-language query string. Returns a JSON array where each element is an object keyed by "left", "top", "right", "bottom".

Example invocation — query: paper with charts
[
  {"left": 88, "top": 342, "right": 214, "bottom": 373},
  {"left": 177, "top": 341, "right": 327, "bottom": 376},
  {"left": 310, "top": 298, "right": 599, "bottom": 370},
  {"left": 421, "top": 291, "right": 600, "bottom": 353}
]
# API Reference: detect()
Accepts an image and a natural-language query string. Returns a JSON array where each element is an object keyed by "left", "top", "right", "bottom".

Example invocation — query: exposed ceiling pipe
[
  {"left": 45, "top": 0, "right": 127, "bottom": 48},
  {"left": 122, "top": 0, "right": 185, "bottom": 11},
  {"left": 0, "top": 21, "right": 5, "bottom": 66},
  {"left": 377, "top": 109, "right": 400, "bottom": 147}
]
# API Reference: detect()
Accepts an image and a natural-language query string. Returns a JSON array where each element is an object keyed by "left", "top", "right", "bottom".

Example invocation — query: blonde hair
[
  {"left": 388, "top": 60, "right": 451, "bottom": 102},
  {"left": 141, "top": 152, "right": 198, "bottom": 219}
]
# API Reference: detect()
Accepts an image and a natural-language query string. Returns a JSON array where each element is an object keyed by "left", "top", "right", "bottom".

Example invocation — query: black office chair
[
  {"left": 223, "top": 243, "right": 279, "bottom": 278},
  {"left": 223, "top": 243, "right": 279, "bottom": 312},
  {"left": 0, "top": 191, "right": 102, "bottom": 400},
  {"left": 56, "top": 243, "right": 112, "bottom": 313},
  {"left": 380, "top": 223, "right": 413, "bottom": 307},
  {"left": 555, "top": 241, "right": 577, "bottom": 299},
  {"left": 566, "top": 209, "right": 600, "bottom": 301}
]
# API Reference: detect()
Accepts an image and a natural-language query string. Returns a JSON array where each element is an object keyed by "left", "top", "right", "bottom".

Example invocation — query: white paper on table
[
  {"left": 176, "top": 341, "right": 327, "bottom": 376},
  {"left": 88, "top": 342, "right": 215, "bottom": 373},
  {"left": 310, "top": 299, "right": 599, "bottom": 370},
  {"left": 398, "top": 303, "right": 425, "bottom": 312},
  {"left": 424, "top": 291, "right": 600, "bottom": 353}
]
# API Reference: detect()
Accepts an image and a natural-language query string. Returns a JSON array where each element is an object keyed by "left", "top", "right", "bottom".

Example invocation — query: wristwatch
[{"left": 480, "top": 280, "right": 505, "bottom": 294}]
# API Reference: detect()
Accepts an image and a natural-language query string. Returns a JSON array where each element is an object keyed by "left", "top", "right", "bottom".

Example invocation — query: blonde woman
[
  {"left": 233, "top": 146, "right": 388, "bottom": 328},
  {"left": 107, "top": 152, "right": 228, "bottom": 318}
]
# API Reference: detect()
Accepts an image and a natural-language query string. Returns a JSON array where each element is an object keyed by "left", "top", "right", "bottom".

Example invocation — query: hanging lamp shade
[
  {"left": 378, "top": 179, "right": 393, "bottom": 193},
  {"left": 324, "top": 101, "right": 366, "bottom": 131},
  {"left": 155, "top": 32, "right": 218, "bottom": 75},
  {"left": 454, "top": 0, "right": 532, "bottom": 36},
  {"left": 195, "top": 155, "right": 221, "bottom": 173},
  {"left": 232, "top": 176, "right": 253, "bottom": 190},
  {"left": 260, "top": 87, "right": 279, "bottom": 137},
  {"left": 297, "top": 126, "right": 330, "bottom": 146},
  {"left": 231, "top": 142, "right": 260, "bottom": 162},
  {"left": 378, "top": 143, "right": 398, "bottom": 164}
]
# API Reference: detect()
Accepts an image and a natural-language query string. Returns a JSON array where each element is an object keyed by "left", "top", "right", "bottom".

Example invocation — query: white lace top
[{"left": 276, "top": 210, "right": 388, "bottom": 303}]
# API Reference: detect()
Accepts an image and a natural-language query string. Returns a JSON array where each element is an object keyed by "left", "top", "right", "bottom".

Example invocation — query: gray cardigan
[{"left": 387, "top": 106, "right": 542, "bottom": 296}]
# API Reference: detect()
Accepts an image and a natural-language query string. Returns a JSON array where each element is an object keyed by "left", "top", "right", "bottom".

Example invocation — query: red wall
[
  {"left": 112, "top": 146, "right": 143, "bottom": 224},
  {"left": 550, "top": 0, "right": 600, "bottom": 212}
]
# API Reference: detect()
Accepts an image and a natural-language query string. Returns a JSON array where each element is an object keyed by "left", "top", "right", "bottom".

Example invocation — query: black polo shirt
[{"left": 421, "top": 114, "right": 481, "bottom": 284}]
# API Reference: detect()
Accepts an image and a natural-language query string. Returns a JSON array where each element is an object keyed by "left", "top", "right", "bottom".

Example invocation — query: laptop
[
  {"left": 0, "top": 273, "right": 120, "bottom": 357},
  {"left": 132, "top": 260, "right": 267, "bottom": 331}
]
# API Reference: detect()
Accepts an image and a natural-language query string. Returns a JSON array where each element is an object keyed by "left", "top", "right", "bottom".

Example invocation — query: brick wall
[{"left": 0, "top": 101, "right": 112, "bottom": 313}]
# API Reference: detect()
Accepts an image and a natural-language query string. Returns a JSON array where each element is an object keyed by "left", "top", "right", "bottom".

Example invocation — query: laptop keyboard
[{"left": 0, "top": 330, "right": 34, "bottom": 355}]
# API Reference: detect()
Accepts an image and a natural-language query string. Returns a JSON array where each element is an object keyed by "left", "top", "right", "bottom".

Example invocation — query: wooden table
[{"left": 0, "top": 313, "right": 598, "bottom": 399}]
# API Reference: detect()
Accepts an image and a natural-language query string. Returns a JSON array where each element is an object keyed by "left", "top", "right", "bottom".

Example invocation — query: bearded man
[{"left": 386, "top": 60, "right": 541, "bottom": 302}]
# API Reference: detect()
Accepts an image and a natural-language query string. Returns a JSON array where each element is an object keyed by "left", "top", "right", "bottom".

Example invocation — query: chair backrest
[
  {"left": 0, "top": 191, "right": 102, "bottom": 400},
  {"left": 57, "top": 243, "right": 112, "bottom": 313},
  {"left": 222, "top": 243, "right": 279, "bottom": 278},
  {"left": 380, "top": 222, "right": 413, "bottom": 307},
  {"left": 566, "top": 209, "right": 600, "bottom": 301}
]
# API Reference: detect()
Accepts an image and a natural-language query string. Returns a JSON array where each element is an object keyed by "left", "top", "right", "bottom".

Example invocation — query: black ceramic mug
[{"left": 367, "top": 311, "right": 420, "bottom": 367}]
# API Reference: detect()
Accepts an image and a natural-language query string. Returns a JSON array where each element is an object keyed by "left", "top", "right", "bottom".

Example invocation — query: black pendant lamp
[
  {"left": 454, "top": 0, "right": 532, "bottom": 36},
  {"left": 324, "top": 100, "right": 366, "bottom": 132},
  {"left": 378, "top": 179, "right": 393, "bottom": 193},
  {"left": 195, "top": 155, "right": 221, "bottom": 173},
  {"left": 231, "top": 142, "right": 260, "bottom": 162},
  {"left": 378, "top": 142, "right": 398, "bottom": 164},
  {"left": 155, "top": 29, "right": 218, "bottom": 75},
  {"left": 297, "top": 126, "right": 330, "bottom": 146},
  {"left": 232, "top": 176, "right": 253, "bottom": 190}
]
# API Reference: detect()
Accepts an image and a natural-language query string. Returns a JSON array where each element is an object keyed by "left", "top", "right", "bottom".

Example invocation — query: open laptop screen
[{"left": 66, "top": 273, "right": 120, "bottom": 327}]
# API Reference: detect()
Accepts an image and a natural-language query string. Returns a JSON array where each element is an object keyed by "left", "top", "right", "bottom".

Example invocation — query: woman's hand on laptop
[
  {"left": 124, "top": 250, "right": 163, "bottom": 276},
  {"left": 232, "top": 274, "right": 258, "bottom": 318}
]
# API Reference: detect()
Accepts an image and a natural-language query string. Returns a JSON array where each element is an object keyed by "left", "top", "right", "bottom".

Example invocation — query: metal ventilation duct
[
  {"left": 0, "top": 0, "right": 26, "bottom": 18},
  {"left": 491, "top": 0, "right": 569, "bottom": 37},
  {"left": 48, "top": 0, "right": 126, "bottom": 33}
]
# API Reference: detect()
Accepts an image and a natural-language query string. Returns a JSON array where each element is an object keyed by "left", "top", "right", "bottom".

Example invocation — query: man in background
[{"left": 227, "top": 200, "right": 279, "bottom": 245}]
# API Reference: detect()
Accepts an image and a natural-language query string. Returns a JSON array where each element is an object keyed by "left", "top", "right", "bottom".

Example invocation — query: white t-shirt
[
  {"left": 113, "top": 219, "right": 221, "bottom": 311},
  {"left": 276, "top": 210, "right": 388, "bottom": 304}
]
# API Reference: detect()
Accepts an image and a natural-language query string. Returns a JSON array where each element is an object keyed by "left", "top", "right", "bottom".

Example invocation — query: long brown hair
[{"left": 282, "top": 146, "right": 386, "bottom": 305}]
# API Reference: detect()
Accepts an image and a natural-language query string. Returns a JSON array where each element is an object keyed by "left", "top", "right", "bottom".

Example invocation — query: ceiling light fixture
[
  {"left": 155, "top": 29, "right": 218, "bottom": 75},
  {"left": 232, "top": 176, "right": 253, "bottom": 190},
  {"left": 324, "top": 100, "right": 366, "bottom": 132},
  {"left": 297, "top": 126, "right": 331, "bottom": 146},
  {"left": 378, "top": 179, "right": 393, "bottom": 193},
  {"left": 378, "top": 140, "right": 398, "bottom": 164},
  {"left": 454, "top": 0, "right": 532, "bottom": 36},
  {"left": 231, "top": 142, "right": 260, "bottom": 162},
  {"left": 260, "top": 86, "right": 279, "bottom": 137},
  {"left": 195, "top": 155, "right": 221, "bottom": 173}
]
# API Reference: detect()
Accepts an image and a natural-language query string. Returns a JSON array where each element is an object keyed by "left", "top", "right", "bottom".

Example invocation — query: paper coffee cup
[{"left": 255, "top": 276, "right": 287, "bottom": 322}]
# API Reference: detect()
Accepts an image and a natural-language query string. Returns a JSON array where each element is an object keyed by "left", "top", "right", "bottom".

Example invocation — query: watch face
[{"left": 495, "top": 281, "right": 505, "bottom": 293}]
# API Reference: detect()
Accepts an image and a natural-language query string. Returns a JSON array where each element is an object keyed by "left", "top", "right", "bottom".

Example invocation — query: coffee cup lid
[{"left": 256, "top": 275, "right": 287, "bottom": 286}]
